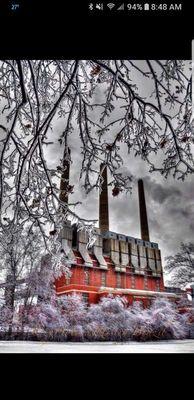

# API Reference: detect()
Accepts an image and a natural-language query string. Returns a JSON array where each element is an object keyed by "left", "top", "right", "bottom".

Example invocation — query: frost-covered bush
[
  {"left": 126, "top": 298, "right": 189, "bottom": 341},
  {"left": 148, "top": 298, "right": 189, "bottom": 340},
  {"left": 0, "top": 306, "right": 13, "bottom": 331},
  {"left": 58, "top": 293, "right": 87, "bottom": 328},
  {"left": 1, "top": 293, "right": 190, "bottom": 341},
  {"left": 84, "top": 296, "right": 190, "bottom": 342},
  {"left": 85, "top": 295, "right": 133, "bottom": 341},
  {"left": 27, "top": 297, "right": 69, "bottom": 339},
  {"left": 126, "top": 302, "right": 154, "bottom": 341}
]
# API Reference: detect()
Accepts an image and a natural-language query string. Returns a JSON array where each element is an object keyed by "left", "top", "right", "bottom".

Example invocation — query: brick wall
[{"left": 55, "top": 259, "right": 165, "bottom": 305}]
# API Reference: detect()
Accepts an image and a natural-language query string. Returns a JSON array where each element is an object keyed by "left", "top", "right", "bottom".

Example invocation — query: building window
[
  {"left": 116, "top": 273, "right": 121, "bottom": 288},
  {"left": 82, "top": 292, "right": 89, "bottom": 305},
  {"left": 101, "top": 272, "right": 106, "bottom": 286},
  {"left": 144, "top": 276, "right": 148, "bottom": 290},
  {"left": 156, "top": 280, "right": 160, "bottom": 292},
  {"left": 84, "top": 270, "right": 90, "bottom": 285},
  {"left": 131, "top": 276, "right": 135, "bottom": 289},
  {"left": 66, "top": 276, "right": 71, "bottom": 285}
]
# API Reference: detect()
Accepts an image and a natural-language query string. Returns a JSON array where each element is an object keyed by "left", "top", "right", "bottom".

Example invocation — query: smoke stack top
[{"left": 99, "top": 164, "right": 109, "bottom": 233}]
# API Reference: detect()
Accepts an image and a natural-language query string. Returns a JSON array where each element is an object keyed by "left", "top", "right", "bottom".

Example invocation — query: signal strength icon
[
  {"left": 107, "top": 3, "right": 115, "bottom": 10},
  {"left": 117, "top": 3, "right": 124, "bottom": 10}
]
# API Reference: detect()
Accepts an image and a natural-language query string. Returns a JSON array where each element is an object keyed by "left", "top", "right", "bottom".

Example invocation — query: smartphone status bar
[
  {"left": 88, "top": 3, "right": 183, "bottom": 14},
  {"left": 0, "top": 2, "right": 184, "bottom": 17}
]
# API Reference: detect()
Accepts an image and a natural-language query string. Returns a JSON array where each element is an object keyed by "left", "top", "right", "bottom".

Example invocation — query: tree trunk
[{"left": 4, "top": 273, "right": 16, "bottom": 338}]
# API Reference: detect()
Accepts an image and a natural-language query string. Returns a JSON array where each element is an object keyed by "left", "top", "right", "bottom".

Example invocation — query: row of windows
[
  {"left": 84, "top": 271, "right": 107, "bottom": 286},
  {"left": 66, "top": 271, "right": 121, "bottom": 288},
  {"left": 66, "top": 272, "right": 160, "bottom": 289}
]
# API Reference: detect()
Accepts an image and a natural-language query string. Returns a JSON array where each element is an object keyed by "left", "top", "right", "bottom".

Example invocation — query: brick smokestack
[
  {"left": 138, "top": 179, "right": 150, "bottom": 242},
  {"left": 99, "top": 164, "right": 109, "bottom": 232},
  {"left": 59, "top": 147, "right": 71, "bottom": 205}
]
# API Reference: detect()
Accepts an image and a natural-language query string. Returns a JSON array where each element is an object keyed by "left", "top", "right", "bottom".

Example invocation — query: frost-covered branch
[{"left": 0, "top": 60, "right": 193, "bottom": 246}]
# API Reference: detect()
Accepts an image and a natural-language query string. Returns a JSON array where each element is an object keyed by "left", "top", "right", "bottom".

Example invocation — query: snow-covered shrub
[
  {"left": 58, "top": 293, "right": 87, "bottom": 328},
  {"left": 68, "top": 325, "right": 85, "bottom": 341},
  {"left": 84, "top": 321, "right": 106, "bottom": 341},
  {"left": 85, "top": 295, "right": 132, "bottom": 341},
  {"left": 2, "top": 293, "right": 190, "bottom": 342},
  {"left": 0, "top": 305, "right": 13, "bottom": 331},
  {"left": 127, "top": 298, "right": 189, "bottom": 341},
  {"left": 126, "top": 302, "right": 154, "bottom": 341},
  {"left": 27, "top": 299, "right": 68, "bottom": 338},
  {"left": 148, "top": 298, "right": 189, "bottom": 340},
  {"left": 86, "top": 296, "right": 190, "bottom": 342}
]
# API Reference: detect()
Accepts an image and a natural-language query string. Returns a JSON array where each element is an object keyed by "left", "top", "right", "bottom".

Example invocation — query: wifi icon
[{"left": 107, "top": 3, "right": 115, "bottom": 10}]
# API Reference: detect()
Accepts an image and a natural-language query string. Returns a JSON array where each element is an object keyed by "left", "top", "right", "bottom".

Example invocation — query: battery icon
[{"left": 144, "top": 3, "right": 149, "bottom": 10}]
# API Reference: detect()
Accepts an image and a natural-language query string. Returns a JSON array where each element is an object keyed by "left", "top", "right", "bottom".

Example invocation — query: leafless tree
[
  {"left": 165, "top": 242, "right": 194, "bottom": 288},
  {"left": 0, "top": 221, "right": 71, "bottom": 334},
  {"left": 0, "top": 60, "right": 193, "bottom": 247}
]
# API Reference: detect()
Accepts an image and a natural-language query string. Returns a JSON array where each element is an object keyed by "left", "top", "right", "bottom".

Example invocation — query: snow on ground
[{"left": 0, "top": 340, "right": 194, "bottom": 353}]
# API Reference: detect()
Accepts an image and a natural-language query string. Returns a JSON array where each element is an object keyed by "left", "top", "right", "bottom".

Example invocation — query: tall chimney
[
  {"left": 138, "top": 179, "right": 150, "bottom": 242},
  {"left": 99, "top": 164, "right": 109, "bottom": 232},
  {"left": 59, "top": 147, "right": 71, "bottom": 205}
]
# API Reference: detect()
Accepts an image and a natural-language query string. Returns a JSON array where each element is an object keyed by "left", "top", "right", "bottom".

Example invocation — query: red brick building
[{"left": 55, "top": 162, "right": 180, "bottom": 305}]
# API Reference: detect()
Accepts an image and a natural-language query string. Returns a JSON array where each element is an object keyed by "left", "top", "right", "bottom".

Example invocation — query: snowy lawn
[{"left": 0, "top": 340, "right": 194, "bottom": 353}]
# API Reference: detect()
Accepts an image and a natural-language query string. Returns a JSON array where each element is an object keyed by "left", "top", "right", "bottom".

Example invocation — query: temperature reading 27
[{"left": 11, "top": 3, "right": 20, "bottom": 11}]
